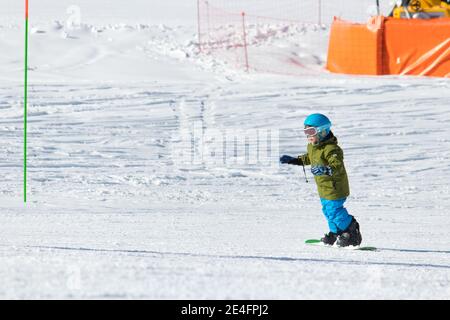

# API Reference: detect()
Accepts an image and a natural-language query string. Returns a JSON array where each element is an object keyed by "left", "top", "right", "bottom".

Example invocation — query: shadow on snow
[{"left": 24, "top": 245, "right": 450, "bottom": 270}]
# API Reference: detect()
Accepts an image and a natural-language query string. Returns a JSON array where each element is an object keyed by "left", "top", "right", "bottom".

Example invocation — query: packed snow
[{"left": 0, "top": 0, "right": 449, "bottom": 299}]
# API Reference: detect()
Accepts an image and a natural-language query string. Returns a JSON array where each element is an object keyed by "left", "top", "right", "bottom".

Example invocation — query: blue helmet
[{"left": 304, "top": 113, "right": 332, "bottom": 138}]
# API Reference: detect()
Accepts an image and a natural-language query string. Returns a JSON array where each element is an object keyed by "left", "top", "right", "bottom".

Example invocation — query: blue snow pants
[{"left": 320, "top": 198, "right": 353, "bottom": 234}]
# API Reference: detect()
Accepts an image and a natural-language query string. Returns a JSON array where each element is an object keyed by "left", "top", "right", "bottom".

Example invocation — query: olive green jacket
[{"left": 299, "top": 133, "right": 350, "bottom": 200}]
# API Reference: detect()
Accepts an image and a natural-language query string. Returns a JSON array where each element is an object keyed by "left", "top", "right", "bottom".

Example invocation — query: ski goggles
[
  {"left": 304, "top": 124, "right": 331, "bottom": 137},
  {"left": 304, "top": 126, "right": 318, "bottom": 137}
]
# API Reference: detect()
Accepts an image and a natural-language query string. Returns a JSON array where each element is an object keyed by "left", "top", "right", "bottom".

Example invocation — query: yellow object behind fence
[{"left": 393, "top": 0, "right": 450, "bottom": 19}]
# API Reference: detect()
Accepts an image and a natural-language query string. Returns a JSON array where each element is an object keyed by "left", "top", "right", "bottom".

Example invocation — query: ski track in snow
[{"left": 1, "top": 1, "right": 450, "bottom": 299}]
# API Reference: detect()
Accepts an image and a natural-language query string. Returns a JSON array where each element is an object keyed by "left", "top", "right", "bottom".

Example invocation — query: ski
[{"left": 305, "top": 239, "right": 377, "bottom": 251}]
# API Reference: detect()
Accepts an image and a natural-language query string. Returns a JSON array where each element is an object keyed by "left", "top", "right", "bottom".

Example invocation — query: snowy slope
[{"left": 0, "top": 1, "right": 449, "bottom": 299}]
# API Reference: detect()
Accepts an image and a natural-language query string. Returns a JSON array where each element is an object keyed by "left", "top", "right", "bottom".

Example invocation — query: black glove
[{"left": 280, "top": 155, "right": 303, "bottom": 166}]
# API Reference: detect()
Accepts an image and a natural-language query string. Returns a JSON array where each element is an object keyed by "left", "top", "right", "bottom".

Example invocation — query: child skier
[{"left": 280, "top": 113, "right": 362, "bottom": 247}]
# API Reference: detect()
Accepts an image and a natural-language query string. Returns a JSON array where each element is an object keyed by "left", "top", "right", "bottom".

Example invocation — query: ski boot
[
  {"left": 321, "top": 232, "right": 338, "bottom": 245},
  {"left": 336, "top": 217, "right": 362, "bottom": 247}
]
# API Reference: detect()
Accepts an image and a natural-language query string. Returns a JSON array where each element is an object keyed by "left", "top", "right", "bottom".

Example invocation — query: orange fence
[
  {"left": 384, "top": 18, "right": 450, "bottom": 77},
  {"left": 326, "top": 16, "right": 383, "bottom": 75},
  {"left": 327, "top": 17, "right": 450, "bottom": 78}
]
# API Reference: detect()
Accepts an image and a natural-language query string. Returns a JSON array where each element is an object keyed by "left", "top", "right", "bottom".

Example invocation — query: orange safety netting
[
  {"left": 197, "top": 0, "right": 384, "bottom": 75},
  {"left": 327, "top": 17, "right": 450, "bottom": 78},
  {"left": 197, "top": 0, "right": 325, "bottom": 75}
]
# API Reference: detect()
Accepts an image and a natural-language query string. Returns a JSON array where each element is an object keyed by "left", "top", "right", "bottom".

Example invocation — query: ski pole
[
  {"left": 301, "top": 163, "right": 309, "bottom": 183},
  {"left": 24, "top": 0, "right": 29, "bottom": 203}
]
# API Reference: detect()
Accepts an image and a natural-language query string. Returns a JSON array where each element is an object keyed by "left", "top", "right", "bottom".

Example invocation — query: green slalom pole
[{"left": 24, "top": 0, "right": 29, "bottom": 203}]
